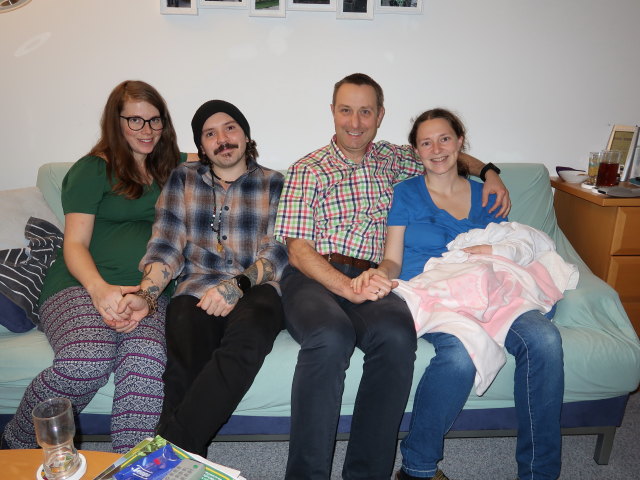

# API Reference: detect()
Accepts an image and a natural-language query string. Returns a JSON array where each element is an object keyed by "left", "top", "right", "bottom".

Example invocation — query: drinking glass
[
  {"left": 596, "top": 150, "right": 621, "bottom": 187},
  {"left": 32, "top": 397, "right": 84, "bottom": 480},
  {"left": 586, "top": 151, "right": 603, "bottom": 186}
]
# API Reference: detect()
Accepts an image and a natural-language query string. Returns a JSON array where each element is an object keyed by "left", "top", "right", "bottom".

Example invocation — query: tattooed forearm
[
  {"left": 261, "top": 259, "right": 275, "bottom": 282},
  {"left": 142, "top": 264, "right": 154, "bottom": 281},
  {"left": 141, "top": 262, "right": 172, "bottom": 297},
  {"left": 243, "top": 259, "right": 275, "bottom": 286},
  {"left": 147, "top": 285, "right": 161, "bottom": 297},
  {"left": 244, "top": 264, "right": 259, "bottom": 286},
  {"left": 218, "top": 281, "right": 242, "bottom": 305},
  {"left": 161, "top": 265, "right": 171, "bottom": 280}
]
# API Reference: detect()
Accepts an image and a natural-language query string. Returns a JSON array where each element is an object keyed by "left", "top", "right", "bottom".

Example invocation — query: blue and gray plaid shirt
[{"left": 141, "top": 160, "right": 288, "bottom": 299}]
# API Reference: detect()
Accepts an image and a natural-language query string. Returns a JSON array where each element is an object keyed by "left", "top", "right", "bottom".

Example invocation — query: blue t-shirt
[{"left": 388, "top": 176, "right": 505, "bottom": 280}]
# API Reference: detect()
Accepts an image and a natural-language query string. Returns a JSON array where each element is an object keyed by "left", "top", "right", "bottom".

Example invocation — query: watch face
[{"left": 236, "top": 275, "right": 251, "bottom": 293}]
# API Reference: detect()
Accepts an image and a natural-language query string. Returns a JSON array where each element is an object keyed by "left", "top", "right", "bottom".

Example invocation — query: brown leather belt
[{"left": 322, "top": 253, "right": 377, "bottom": 271}]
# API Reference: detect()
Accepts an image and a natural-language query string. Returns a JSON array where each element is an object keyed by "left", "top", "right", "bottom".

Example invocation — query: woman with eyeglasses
[{"left": 2, "top": 80, "right": 185, "bottom": 453}]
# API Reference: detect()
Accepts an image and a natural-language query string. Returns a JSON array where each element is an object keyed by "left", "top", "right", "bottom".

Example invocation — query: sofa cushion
[
  {"left": 0, "top": 187, "right": 61, "bottom": 250},
  {"left": 36, "top": 162, "right": 75, "bottom": 225}
]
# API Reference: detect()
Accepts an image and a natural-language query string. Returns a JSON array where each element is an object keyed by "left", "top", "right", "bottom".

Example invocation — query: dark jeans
[
  {"left": 157, "top": 285, "right": 284, "bottom": 456},
  {"left": 281, "top": 265, "right": 417, "bottom": 480}
]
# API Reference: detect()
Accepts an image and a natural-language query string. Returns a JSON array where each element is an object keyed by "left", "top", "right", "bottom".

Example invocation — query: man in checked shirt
[
  {"left": 119, "top": 100, "right": 288, "bottom": 457},
  {"left": 274, "top": 73, "right": 511, "bottom": 480}
]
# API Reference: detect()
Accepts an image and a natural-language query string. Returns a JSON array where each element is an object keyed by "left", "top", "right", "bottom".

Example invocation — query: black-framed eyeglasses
[{"left": 120, "top": 115, "right": 164, "bottom": 131}]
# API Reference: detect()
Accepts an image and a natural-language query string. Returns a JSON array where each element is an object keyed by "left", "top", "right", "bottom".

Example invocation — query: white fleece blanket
[{"left": 393, "top": 222, "right": 579, "bottom": 395}]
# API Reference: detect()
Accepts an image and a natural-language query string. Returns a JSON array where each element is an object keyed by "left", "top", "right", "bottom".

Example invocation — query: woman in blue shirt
[{"left": 351, "top": 109, "right": 563, "bottom": 480}]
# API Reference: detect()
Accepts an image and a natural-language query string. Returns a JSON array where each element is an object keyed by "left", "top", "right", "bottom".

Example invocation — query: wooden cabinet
[{"left": 550, "top": 178, "right": 640, "bottom": 335}]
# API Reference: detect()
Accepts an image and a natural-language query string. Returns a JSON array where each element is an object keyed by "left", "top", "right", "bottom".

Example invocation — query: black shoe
[{"left": 0, "top": 432, "right": 11, "bottom": 450}]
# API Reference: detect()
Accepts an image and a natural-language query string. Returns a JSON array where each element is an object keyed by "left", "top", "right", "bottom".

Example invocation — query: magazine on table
[{"left": 93, "top": 435, "right": 245, "bottom": 480}]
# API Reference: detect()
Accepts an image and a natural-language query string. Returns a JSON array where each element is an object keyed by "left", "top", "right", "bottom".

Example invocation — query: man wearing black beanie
[{"left": 120, "top": 100, "right": 288, "bottom": 456}]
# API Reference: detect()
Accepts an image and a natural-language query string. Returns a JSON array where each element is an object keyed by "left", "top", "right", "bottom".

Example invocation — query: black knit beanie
[{"left": 191, "top": 100, "right": 251, "bottom": 150}]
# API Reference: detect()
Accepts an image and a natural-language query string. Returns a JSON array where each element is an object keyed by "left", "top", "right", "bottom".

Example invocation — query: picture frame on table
[
  {"left": 375, "top": 0, "right": 422, "bottom": 14},
  {"left": 607, "top": 124, "right": 640, "bottom": 181},
  {"left": 336, "top": 0, "right": 373, "bottom": 19},
  {"left": 286, "top": 0, "right": 336, "bottom": 12},
  {"left": 250, "top": 0, "right": 286, "bottom": 16},
  {"left": 199, "top": 0, "right": 248, "bottom": 9},
  {"left": 160, "top": 0, "right": 198, "bottom": 15}
]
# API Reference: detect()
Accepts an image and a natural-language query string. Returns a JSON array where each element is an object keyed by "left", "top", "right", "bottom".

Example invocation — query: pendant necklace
[
  {"left": 210, "top": 167, "right": 224, "bottom": 253},
  {"left": 211, "top": 169, "right": 235, "bottom": 186}
]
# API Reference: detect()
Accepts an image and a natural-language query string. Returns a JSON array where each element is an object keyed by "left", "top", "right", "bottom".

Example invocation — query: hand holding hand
[
  {"left": 349, "top": 268, "right": 398, "bottom": 302},
  {"left": 117, "top": 291, "right": 151, "bottom": 324},
  {"left": 90, "top": 284, "right": 140, "bottom": 325},
  {"left": 108, "top": 318, "right": 140, "bottom": 333}
]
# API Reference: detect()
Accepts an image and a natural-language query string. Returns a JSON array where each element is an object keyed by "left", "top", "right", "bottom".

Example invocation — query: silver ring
[{"left": 375, "top": 289, "right": 381, "bottom": 295}]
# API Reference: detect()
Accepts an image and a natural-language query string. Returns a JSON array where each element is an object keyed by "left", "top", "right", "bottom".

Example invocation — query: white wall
[{"left": 1, "top": 0, "right": 639, "bottom": 190}]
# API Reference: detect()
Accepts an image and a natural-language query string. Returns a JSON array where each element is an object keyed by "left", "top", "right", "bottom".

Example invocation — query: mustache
[{"left": 214, "top": 143, "right": 239, "bottom": 155}]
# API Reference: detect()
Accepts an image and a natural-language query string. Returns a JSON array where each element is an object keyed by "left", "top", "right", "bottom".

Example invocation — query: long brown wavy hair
[{"left": 89, "top": 80, "right": 180, "bottom": 199}]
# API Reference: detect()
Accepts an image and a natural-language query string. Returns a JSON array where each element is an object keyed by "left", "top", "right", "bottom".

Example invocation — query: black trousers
[{"left": 157, "top": 285, "right": 284, "bottom": 455}]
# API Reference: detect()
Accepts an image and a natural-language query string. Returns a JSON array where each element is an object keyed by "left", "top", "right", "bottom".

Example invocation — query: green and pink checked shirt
[{"left": 275, "top": 137, "right": 423, "bottom": 264}]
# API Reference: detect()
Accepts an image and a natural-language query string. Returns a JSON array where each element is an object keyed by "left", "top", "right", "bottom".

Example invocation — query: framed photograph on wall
[
  {"left": 337, "top": 0, "right": 373, "bottom": 19},
  {"left": 161, "top": 0, "right": 198, "bottom": 14},
  {"left": 286, "top": 0, "right": 335, "bottom": 12},
  {"left": 199, "top": 0, "right": 247, "bottom": 9},
  {"left": 375, "top": 0, "right": 422, "bottom": 14},
  {"left": 250, "top": 0, "right": 286, "bottom": 16}
]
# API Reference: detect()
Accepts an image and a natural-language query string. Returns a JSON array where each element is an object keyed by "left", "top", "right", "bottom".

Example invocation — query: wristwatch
[
  {"left": 480, "top": 162, "right": 501, "bottom": 182},
  {"left": 233, "top": 274, "right": 252, "bottom": 294}
]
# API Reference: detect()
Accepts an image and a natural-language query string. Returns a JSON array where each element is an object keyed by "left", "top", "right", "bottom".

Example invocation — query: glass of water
[
  {"left": 586, "top": 151, "right": 603, "bottom": 186},
  {"left": 32, "top": 397, "right": 84, "bottom": 480}
]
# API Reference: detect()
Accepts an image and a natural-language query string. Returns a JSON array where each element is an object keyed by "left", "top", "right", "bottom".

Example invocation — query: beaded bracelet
[{"left": 133, "top": 289, "right": 158, "bottom": 315}]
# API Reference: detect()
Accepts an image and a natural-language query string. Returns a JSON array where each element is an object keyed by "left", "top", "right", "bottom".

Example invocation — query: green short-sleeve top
[{"left": 39, "top": 153, "right": 186, "bottom": 304}]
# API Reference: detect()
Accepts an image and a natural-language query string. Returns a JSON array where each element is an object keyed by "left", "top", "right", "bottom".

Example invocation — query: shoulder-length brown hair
[{"left": 89, "top": 80, "right": 180, "bottom": 199}]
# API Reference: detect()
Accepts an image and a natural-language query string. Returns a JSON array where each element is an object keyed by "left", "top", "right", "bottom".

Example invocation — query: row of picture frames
[{"left": 161, "top": 0, "right": 423, "bottom": 19}]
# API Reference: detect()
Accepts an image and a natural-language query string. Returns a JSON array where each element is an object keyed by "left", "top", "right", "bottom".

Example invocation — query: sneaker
[{"left": 395, "top": 469, "right": 451, "bottom": 480}]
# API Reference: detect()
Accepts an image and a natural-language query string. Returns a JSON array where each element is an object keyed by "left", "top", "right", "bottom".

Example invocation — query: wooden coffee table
[{"left": 0, "top": 449, "right": 121, "bottom": 479}]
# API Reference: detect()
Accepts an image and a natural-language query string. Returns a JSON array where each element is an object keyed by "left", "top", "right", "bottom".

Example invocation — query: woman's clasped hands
[
  {"left": 350, "top": 268, "right": 398, "bottom": 302},
  {"left": 90, "top": 283, "right": 142, "bottom": 333}
]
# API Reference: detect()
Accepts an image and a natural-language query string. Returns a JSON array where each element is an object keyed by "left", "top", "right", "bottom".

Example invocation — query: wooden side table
[
  {"left": 550, "top": 178, "right": 640, "bottom": 336},
  {"left": 0, "top": 449, "right": 121, "bottom": 479}
]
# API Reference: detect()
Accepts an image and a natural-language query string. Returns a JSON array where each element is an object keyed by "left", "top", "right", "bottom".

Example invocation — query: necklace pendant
[{"left": 216, "top": 243, "right": 224, "bottom": 253}]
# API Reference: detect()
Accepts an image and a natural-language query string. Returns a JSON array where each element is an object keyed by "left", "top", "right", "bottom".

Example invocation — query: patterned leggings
[{"left": 3, "top": 286, "right": 168, "bottom": 453}]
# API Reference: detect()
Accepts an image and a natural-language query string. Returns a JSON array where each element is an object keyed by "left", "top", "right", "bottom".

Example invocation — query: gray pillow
[{"left": 0, "top": 187, "right": 62, "bottom": 250}]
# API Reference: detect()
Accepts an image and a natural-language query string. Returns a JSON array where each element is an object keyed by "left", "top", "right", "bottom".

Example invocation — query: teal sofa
[{"left": 1, "top": 162, "right": 639, "bottom": 464}]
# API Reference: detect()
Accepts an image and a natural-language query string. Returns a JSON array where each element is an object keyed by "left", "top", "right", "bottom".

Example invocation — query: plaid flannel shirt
[
  {"left": 274, "top": 137, "right": 423, "bottom": 264},
  {"left": 142, "top": 160, "right": 288, "bottom": 299}
]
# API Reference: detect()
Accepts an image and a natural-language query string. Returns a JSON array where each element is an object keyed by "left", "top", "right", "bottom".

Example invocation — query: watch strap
[
  {"left": 234, "top": 274, "right": 252, "bottom": 294},
  {"left": 480, "top": 162, "right": 501, "bottom": 182}
]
